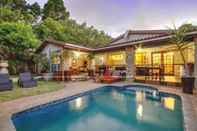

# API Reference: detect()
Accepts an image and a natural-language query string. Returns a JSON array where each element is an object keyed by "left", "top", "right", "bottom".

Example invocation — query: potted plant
[
  {"left": 170, "top": 23, "right": 196, "bottom": 94},
  {"left": 34, "top": 54, "right": 53, "bottom": 81},
  {"left": 41, "top": 59, "right": 53, "bottom": 81}
]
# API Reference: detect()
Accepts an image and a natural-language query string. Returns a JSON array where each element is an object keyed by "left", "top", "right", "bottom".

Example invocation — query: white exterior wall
[
  {"left": 41, "top": 44, "right": 63, "bottom": 72},
  {"left": 41, "top": 44, "right": 62, "bottom": 59}
]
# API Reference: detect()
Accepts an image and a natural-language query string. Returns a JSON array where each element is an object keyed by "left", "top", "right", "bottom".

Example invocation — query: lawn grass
[{"left": 0, "top": 81, "right": 65, "bottom": 102}]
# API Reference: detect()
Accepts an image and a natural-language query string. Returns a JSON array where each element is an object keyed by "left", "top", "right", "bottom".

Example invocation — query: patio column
[
  {"left": 194, "top": 38, "right": 197, "bottom": 88},
  {"left": 125, "top": 46, "right": 135, "bottom": 82}
]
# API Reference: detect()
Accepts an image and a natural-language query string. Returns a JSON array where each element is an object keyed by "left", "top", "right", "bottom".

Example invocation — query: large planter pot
[
  {"left": 42, "top": 72, "right": 53, "bottom": 81},
  {"left": 181, "top": 77, "right": 195, "bottom": 94}
]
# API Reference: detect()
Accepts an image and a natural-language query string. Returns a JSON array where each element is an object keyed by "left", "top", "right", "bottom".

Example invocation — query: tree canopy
[
  {"left": 42, "top": 0, "right": 69, "bottom": 20},
  {"left": 0, "top": 0, "right": 112, "bottom": 74},
  {"left": 0, "top": 22, "right": 39, "bottom": 59}
]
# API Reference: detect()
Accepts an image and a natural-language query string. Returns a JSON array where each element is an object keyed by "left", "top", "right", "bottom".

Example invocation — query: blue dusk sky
[{"left": 27, "top": 0, "right": 197, "bottom": 37}]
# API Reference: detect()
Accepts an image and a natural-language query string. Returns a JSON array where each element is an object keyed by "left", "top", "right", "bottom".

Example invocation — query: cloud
[{"left": 28, "top": 0, "right": 197, "bottom": 37}]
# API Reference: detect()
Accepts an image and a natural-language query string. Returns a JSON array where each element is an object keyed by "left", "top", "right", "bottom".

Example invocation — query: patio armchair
[
  {"left": 0, "top": 74, "right": 13, "bottom": 91},
  {"left": 18, "top": 72, "right": 37, "bottom": 88}
]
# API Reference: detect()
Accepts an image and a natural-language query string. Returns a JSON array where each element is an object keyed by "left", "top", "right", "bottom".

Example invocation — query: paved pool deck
[{"left": 0, "top": 81, "right": 197, "bottom": 131}]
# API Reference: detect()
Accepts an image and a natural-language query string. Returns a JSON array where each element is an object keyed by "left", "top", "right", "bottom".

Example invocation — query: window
[
  {"left": 135, "top": 53, "right": 148, "bottom": 65},
  {"left": 109, "top": 53, "right": 125, "bottom": 65},
  {"left": 95, "top": 55, "right": 104, "bottom": 65},
  {"left": 163, "top": 52, "right": 174, "bottom": 75},
  {"left": 52, "top": 64, "right": 60, "bottom": 72},
  {"left": 152, "top": 53, "right": 161, "bottom": 66}
]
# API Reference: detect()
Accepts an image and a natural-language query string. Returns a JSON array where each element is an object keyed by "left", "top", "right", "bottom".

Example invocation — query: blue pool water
[{"left": 12, "top": 86, "right": 184, "bottom": 131}]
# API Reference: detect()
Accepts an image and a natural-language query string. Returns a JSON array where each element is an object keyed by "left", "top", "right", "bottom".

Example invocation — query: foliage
[
  {"left": 42, "top": 0, "right": 69, "bottom": 20},
  {"left": 0, "top": 7, "right": 22, "bottom": 22},
  {"left": 34, "top": 18, "right": 111, "bottom": 47},
  {"left": 28, "top": 2, "right": 41, "bottom": 19},
  {"left": 34, "top": 18, "right": 66, "bottom": 41},
  {"left": 0, "top": 22, "right": 40, "bottom": 60},
  {"left": 0, "top": 0, "right": 27, "bottom": 11},
  {"left": 87, "top": 53, "right": 95, "bottom": 60},
  {"left": 33, "top": 54, "right": 50, "bottom": 73},
  {"left": 0, "top": 1, "right": 40, "bottom": 24},
  {"left": 170, "top": 23, "right": 196, "bottom": 76},
  {"left": 0, "top": 0, "right": 112, "bottom": 74}
]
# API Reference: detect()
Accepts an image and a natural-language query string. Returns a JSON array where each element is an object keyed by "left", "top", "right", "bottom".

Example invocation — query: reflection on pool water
[
  {"left": 69, "top": 97, "right": 88, "bottom": 111},
  {"left": 163, "top": 97, "right": 175, "bottom": 111},
  {"left": 12, "top": 86, "right": 183, "bottom": 131}
]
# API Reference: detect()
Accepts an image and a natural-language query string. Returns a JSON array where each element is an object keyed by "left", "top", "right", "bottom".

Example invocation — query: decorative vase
[{"left": 0, "top": 61, "right": 9, "bottom": 74}]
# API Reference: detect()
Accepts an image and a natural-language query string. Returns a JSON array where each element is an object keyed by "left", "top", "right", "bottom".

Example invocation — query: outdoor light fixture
[{"left": 74, "top": 51, "right": 80, "bottom": 58}]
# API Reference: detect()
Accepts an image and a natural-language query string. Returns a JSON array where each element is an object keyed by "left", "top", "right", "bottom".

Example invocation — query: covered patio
[{"left": 37, "top": 30, "right": 197, "bottom": 87}]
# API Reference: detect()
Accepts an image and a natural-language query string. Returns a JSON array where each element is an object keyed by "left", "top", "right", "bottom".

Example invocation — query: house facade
[{"left": 37, "top": 30, "right": 197, "bottom": 87}]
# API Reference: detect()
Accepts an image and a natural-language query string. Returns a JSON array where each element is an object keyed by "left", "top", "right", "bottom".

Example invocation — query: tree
[
  {"left": 0, "top": 0, "right": 27, "bottom": 11},
  {"left": 0, "top": 7, "right": 22, "bottom": 22},
  {"left": 0, "top": 22, "right": 40, "bottom": 60},
  {"left": 34, "top": 18, "right": 67, "bottom": 41},
  {"left": 170, "top": 23, "right": 196, "bottom": 76},
  {"left": 42, "top": 0, "right": 69, "bottom": 20},
  {"left": 0, "top": 6, "right": 35, "bottom": 24},
  {"left": 28, "top": 2, "right": 41, "bottom": 22}
]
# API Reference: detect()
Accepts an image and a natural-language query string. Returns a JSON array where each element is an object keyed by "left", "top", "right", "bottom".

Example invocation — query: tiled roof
[
  {"left": 109, "top": 30, "right": 170, "bottom": 46},
  {"left": 37, "top": 30, "right": 197, "bottom": 52}
]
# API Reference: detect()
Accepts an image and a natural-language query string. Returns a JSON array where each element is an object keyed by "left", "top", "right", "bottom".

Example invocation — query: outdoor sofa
[
  {"left": 18, "top": 72, "right": 37, "bottom": 88},
  {"left": 0, "top": 73, "right": 13, "bottom": 91}
]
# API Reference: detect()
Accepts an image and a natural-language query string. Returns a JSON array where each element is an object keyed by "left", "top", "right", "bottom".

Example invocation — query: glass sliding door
[
  {"left": 152, "top": 52, "right": 174, "bottom": 75},
  {"left": 163, "top": 52, "right": 174, "bottom": 75},
  {"left": 152, "top": 53, "right": 162, "bottom": 67}
]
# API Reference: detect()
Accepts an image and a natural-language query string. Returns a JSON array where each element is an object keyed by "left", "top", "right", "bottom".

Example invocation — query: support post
[
  {"left": 125, "top": 46, "right": 135, "bottom": 82},
  {"left": 194, "top": 38, "right": 197, "bottom": 88},
  {"left": 61, "top": 49, "right": 64, "bottom": 81}
]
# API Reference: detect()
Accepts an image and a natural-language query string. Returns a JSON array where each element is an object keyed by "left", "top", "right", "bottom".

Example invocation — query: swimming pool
[{"left": 12, "top": 85, "right": 184, "bottom": 131}]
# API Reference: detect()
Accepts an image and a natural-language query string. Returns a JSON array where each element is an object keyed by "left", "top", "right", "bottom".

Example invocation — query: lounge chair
[
  {"left": 19, "top": 72, "right": 37, "bottom": 88},
  {"left": 99, "top": 69, "right": 121, "bottom": 84},
  {"left": 0, "top": 74, "right": 13, "bottom": 91}
]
